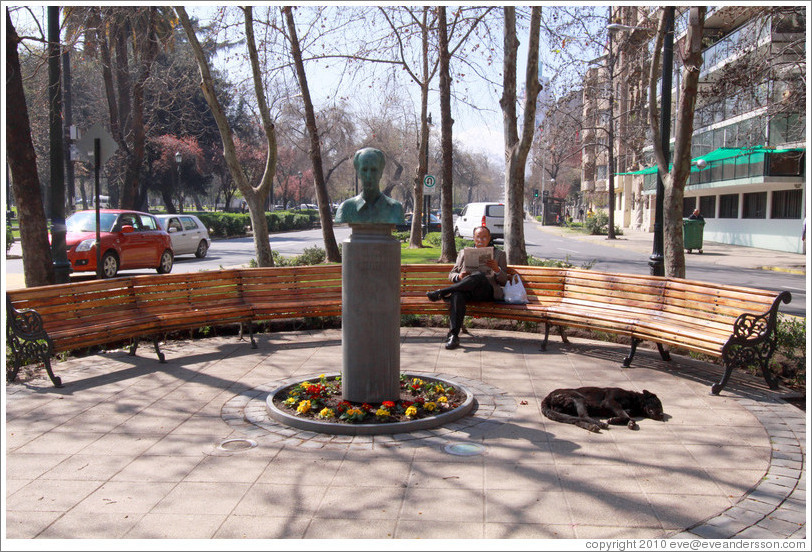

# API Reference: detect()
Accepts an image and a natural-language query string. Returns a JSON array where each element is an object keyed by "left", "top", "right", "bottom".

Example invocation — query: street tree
[
  {"left": 282, "top": 6, "right": 341, "bottom": 262},
  {"left": 177, "top": 6, "right": 276, "bottom": 266},
  {"left": 146, "top": 135, "right": 210, "bottom": 213},
  {"left": 648, "top": 7, "right": 706, "bottom": 278},
  {"left": 63, "top": 6, "right": 176, "bottom": 210},
  {"left": 501, "top": 6, "right": 543, "bottom": 265},
  {"left": 6, "top": 12, "right": 55, "bottom": 286}
]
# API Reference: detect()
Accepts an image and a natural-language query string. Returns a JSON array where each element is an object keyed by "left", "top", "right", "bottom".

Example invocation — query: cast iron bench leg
[
  {"left": 130, "top": 336, "right": 166, "bottom": 362},
  {"left": 657, "top": 343, "right": 671, "bottom": 361},
  {"left": 540, "top": 323, "right": 551, "bottom": 351},
  {"left": 622, "top": 338, "right": 641, "bottom": 367}
]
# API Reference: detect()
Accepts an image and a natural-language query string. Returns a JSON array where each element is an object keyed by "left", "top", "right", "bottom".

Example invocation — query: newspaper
[{"left": 462, "top": 247, "right": 494, "bottom": 274}]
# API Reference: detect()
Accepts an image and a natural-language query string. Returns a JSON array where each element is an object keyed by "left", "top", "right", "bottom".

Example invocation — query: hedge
[{"left": 192, "top": 210, "right": 320, "bottom": 238}]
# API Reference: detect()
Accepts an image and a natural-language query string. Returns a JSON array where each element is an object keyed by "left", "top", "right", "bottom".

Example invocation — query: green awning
[{"left": 616, "top": 146, "right": 805, "bottom": 176}]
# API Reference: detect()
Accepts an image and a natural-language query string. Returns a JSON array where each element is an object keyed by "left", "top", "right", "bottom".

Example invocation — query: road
[{"left": 5, "top": 221, "right": 805, "bottom": 316}]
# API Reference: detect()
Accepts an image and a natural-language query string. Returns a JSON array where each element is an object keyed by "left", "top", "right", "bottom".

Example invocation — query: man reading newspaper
[{"left": 426, "top": 226, "right": 508, "bottom": 349}]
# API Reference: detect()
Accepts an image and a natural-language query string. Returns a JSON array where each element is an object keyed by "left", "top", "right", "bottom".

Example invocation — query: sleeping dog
[{"left": 541, "top": 387, "right": 664, "bottom": 433}]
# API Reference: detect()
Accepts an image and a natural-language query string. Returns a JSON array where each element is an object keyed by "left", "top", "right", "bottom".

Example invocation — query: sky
[{"left": 6, "top": 2, "right": 617, "bottom": 168}]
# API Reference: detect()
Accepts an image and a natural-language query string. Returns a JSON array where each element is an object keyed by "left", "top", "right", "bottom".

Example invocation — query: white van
[{"left": 454, "top": 202, "right": 505, "bottom": 240}]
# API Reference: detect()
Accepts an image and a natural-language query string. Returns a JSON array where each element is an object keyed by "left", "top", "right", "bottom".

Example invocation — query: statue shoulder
[{"left": 335, "top": 196, "right": 360, "bottom": 223}]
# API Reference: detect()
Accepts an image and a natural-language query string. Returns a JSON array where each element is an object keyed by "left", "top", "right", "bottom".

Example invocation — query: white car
[
  {"left": 155, "top": 214, "right": 212, "bottom": 258},
  {"left": 454, "top": 202, "right": 505, "bottom": 240}
]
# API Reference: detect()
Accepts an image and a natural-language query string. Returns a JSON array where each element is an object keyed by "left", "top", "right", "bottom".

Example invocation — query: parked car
[
  {"left": 396, "top": 212, "right": 441, "bottom": 233},
  {"left": 453, "top": 202, "right": 505, "bottom": 240},
  {"left": 64, "top": 209, "right": 174, "bottom": 278},
  {"left": 155, "top": 214, "right": 212, "bottom": 258}
]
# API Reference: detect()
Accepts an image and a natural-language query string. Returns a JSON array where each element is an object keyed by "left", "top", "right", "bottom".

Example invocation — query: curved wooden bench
[{"left": 6, "top": 264, "right": 790, "bottom": 395}]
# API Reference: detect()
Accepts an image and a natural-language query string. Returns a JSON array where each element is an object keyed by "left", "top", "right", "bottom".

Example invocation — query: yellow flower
[
  {"left": 411, "top": 378, "right": 424, "bottom": 386},
  {"left": 318, "top": 407, "right": 335, "bottom": 419},
  {"left": 424, "top": 401, "right": 437, "bottom": 412},
  {"left": 284, "top": 397, "right": 296, "bottom": 406},
  {"left": 405, "top": 406, "right": 418, "bottom": 418},
  {"left": 297, "top": 400, "right": 312, "bottom": 414},
  {"left": 437, "top": 396, "right": 448, "bottom": 403},
  {"left": 375, "top": 408, "right": 391, "bottom": 417}
]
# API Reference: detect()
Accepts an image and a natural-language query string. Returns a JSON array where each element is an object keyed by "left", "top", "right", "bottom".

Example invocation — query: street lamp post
[
  {"left": 606, "top": 18, "right": 617, "bottom": 239},
  {"left": 608, "top": 7, "right": 674, "bottom": 276},
  {"left": 648, "top": 7, "right": 674, "bottom": 277},
  {"left": 423, "top": 112, "right": 433, "bottom": 237},
  {"left": 175, "top": 151, "right": 182, "bottom": 212}
]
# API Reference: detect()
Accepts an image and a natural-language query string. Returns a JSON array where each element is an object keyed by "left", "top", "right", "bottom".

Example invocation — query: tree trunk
[
  {"left": 501, "top": 7, "right": 542, "bottom": 265},
  {"left": 283, "top": 6, "right": 340, "bottom": 263},
  {"left": 409, "top": 8, "right": 430, "bottom": 249},
  {"left": 177, "top": 7, "right": 275, "bottom": 266},
  {"left": 649, "top": 7, "right": 706, "bottom": 278},
  {"left": 6, "top": 13, "right": 55, "bottom": 287},
  {"left": 437, "top": 7, "right": 456, "bottom": 263}
]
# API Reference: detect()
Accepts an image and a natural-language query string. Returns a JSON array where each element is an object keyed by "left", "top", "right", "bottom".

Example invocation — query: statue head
[{"left": 354, "top": 148, "right": 385, "bottom": 198}]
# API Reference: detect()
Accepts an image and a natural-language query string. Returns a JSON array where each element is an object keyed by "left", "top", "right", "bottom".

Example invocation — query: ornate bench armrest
[
  {"left": 716, "top": 291, "right": 791, "bottom": 394},
  {"left": 5, "top": 295, "right": 61, "bottom": 387}
]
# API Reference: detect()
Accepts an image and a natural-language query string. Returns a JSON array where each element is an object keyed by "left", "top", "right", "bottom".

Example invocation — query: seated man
[{"left": 426, "top": 225, "right": 508, "bottom": 349}]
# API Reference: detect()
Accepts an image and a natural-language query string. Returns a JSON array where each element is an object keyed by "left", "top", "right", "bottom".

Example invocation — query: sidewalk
[
  {"left": 4, "top": 327, "right": 806, "bottom": 541},
  {"left": 533, "top": 223, "right": 807, "bottom": 275}
]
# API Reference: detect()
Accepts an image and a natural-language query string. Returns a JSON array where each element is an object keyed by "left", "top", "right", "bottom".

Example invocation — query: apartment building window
[
  {"left": 596, "top": 165, "right": 608, "bottom": 180},
  {"left": 743, "top": 192, "right": 767, "bottom": 218},
  {"left": 699, "top": 196, "right": 716, "bottom": 218},
  {"left": 771, "top": 189, "right": 803, "bottom": 219},
  {"left": 719, "top": 194, "right": 739, "bottom": 218}
]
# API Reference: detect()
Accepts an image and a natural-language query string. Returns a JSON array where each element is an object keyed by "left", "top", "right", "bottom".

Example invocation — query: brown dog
[{"left": 541, "top": 387, "right": 664, "bottom": 432}]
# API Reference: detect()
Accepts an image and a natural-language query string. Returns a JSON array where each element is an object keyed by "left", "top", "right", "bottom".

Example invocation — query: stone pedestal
[{"left": 341, "top": 223, "right": 401, "bottom": 403}]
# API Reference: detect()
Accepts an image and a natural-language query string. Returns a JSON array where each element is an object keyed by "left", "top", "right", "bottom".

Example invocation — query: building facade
[{"left": 582, "top": 6, "right": 806, "bottom": 253}]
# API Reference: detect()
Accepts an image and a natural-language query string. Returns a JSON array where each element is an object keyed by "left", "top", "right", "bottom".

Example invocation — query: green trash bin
[{"left": 683, "top": 218, "right": 705, "bottom": 253}]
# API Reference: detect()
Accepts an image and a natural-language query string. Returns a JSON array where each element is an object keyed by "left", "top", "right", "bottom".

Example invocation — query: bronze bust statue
[{"left": 335, "top": 148, "right": 404, "bottom": 225}]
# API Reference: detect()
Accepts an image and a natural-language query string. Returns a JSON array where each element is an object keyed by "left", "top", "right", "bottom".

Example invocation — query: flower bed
[{"left": 272, "top": 374, "right": 467, "bottom": 424}]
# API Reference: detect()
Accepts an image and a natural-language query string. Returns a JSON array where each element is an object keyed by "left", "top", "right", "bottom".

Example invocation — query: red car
[{"left": 64, "top": 209, "right": 174, "bottom": 278}]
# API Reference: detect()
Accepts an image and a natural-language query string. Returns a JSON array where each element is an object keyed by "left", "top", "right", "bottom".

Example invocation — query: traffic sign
[
  {"left": 75, "top": 123, "right": 118, "bottom": 166},
  {"left": 423, "top": 174, "right": 436, "bottom": 195}
]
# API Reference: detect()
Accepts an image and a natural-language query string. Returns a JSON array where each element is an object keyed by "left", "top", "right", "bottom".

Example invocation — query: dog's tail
[{"left": 541, "top": 393, "right": 606, "bottom": 433}]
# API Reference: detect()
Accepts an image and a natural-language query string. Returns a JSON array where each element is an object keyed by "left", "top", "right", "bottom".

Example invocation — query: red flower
[
  {"left": 336, "top": 401, "right": 351, "bottom": 413},
  {"left": 402, "top": 400, "right": 414, "bottom": 407},
  {"left": 361, "top": 403, "right": 373, "bottom": 412},
  {"left": 382, "top": 401, "right": 396, "bottom": 409}
]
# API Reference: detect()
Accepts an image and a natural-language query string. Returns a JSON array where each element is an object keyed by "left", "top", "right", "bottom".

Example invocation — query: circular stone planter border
[{"left": 266, "top": 372, "right": 476, "bottom": 436}]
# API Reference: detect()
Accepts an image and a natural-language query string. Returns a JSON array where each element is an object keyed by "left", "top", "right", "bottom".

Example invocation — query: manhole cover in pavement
[{"left": 217, "top": 438, "right": 257, "bottom": 452}]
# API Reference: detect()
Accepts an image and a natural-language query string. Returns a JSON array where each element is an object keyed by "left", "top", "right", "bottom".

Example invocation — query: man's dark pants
[{"left": 441, "top": 272, "right": 494, "bottom": 337}]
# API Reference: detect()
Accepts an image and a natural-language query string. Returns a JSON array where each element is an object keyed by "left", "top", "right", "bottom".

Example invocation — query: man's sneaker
[{"left": 426, "top": 290, "right": 442, "bottom": 302}]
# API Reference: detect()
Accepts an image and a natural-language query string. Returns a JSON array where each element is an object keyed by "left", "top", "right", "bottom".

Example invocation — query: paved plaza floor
[{"left": 3, "top": 326, "right": 806, "bottom": 545}]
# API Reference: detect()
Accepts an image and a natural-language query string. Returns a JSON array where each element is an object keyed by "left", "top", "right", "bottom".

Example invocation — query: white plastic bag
[{"left": 502, "top": 273, "right": 529, "bottom": 304}]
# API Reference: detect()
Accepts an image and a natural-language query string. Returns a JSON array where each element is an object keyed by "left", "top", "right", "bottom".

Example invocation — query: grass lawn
[{"left": 400, "top": 244, "right": 451, "bottom": 264}]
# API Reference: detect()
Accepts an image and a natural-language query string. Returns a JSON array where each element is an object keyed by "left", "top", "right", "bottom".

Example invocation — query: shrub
[
  {"left": 6, "top": 221, "right": 14, "bottom": 253},
  {"left": 294, "top": 245, "right": 326, "bottom": 266},
  {"left": 585, "top": 211, "right": 623, "bottom": 236},
  {"left": 772, "top": 315, "right": 806, "bottom": 387}
]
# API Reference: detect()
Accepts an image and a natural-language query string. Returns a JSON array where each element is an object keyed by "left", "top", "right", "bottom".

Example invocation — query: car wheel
[
  {"left": 157, "top": 250, "right": 174, "bottom": 274},
  {"left": 194, "top": 240, "right": 209, "bottom": 258},
  {"left": 101, "top": 251, "right": 119, "bottom": 278}
]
